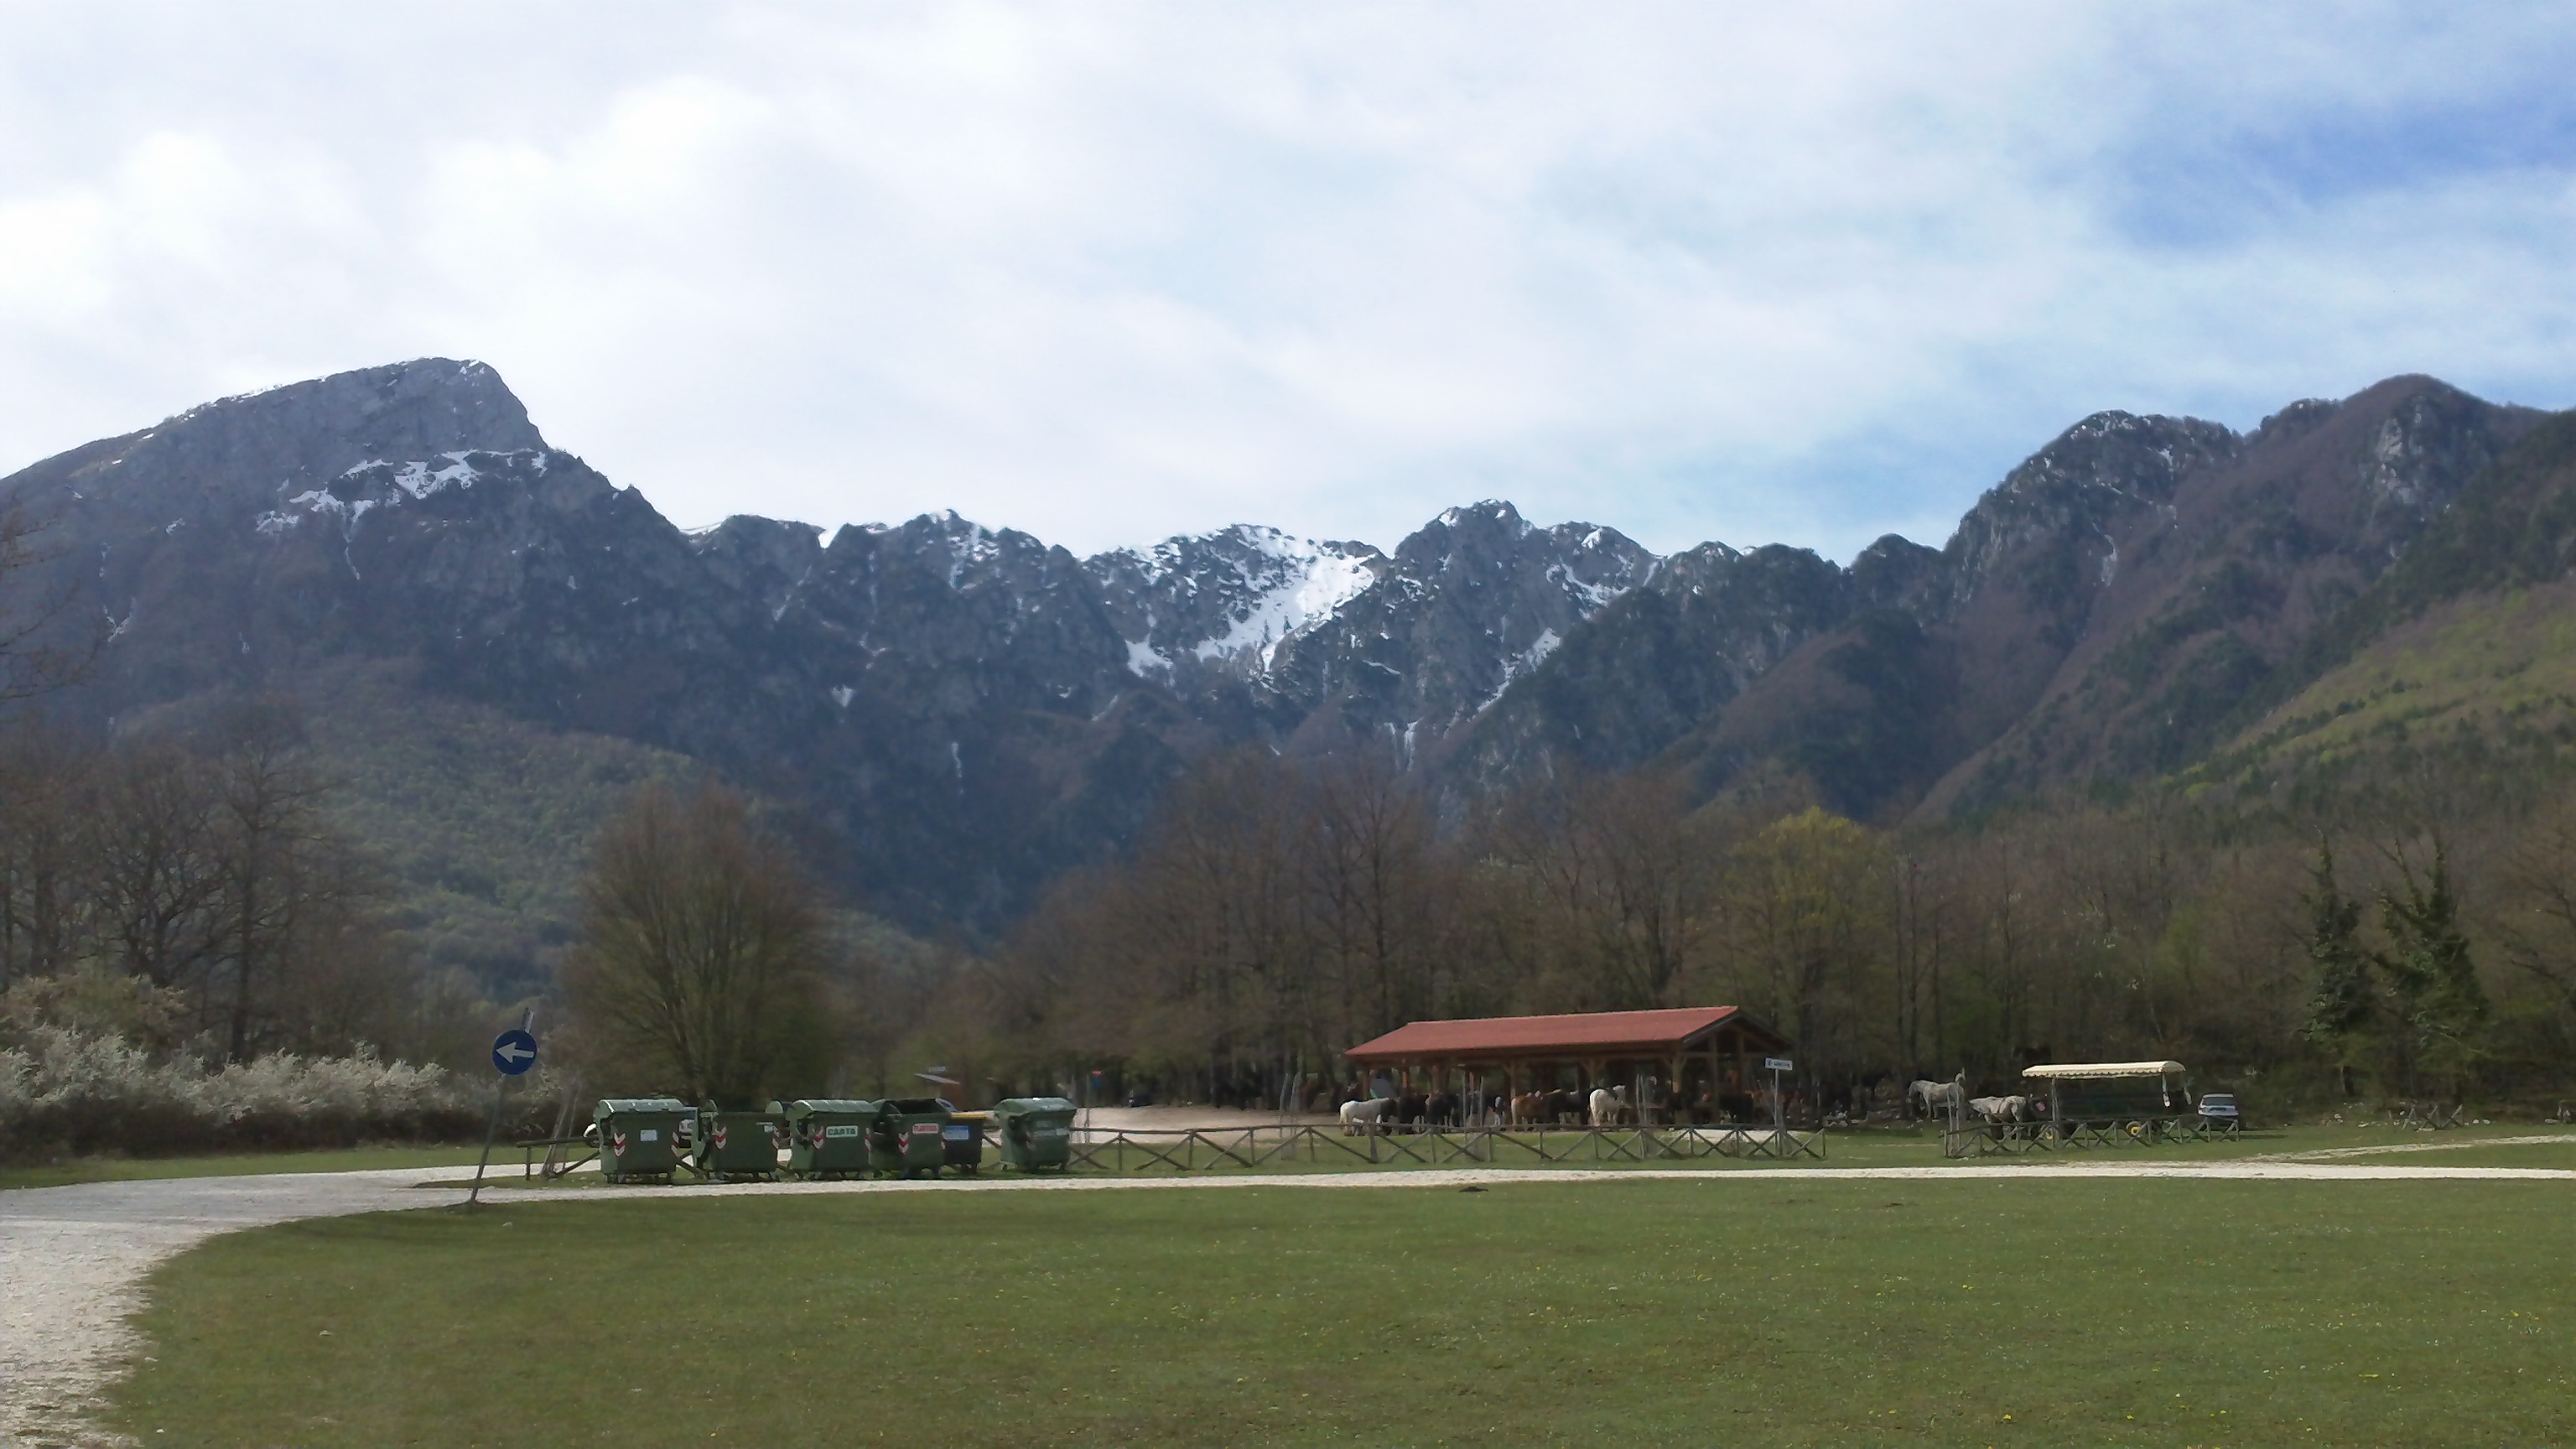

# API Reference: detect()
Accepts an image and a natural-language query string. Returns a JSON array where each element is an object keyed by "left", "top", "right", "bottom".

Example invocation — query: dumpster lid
[
  {"left": 595, "top": 1098, "right": 694, "bottom": 1116},
  {"left": 878, "top": 1097, "right": 949, "bottom": 1114},
  {"left": 784, "top": 1098, "right": 878, "bottom": 1114},
  {"left": 996, "top": 1097, "right": 1078, "bottom": 1114}
]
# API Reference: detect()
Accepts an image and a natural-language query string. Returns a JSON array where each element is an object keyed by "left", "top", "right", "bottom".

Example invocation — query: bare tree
[
  {"left": 1483, "top": 767, "right": 1714, "bottom": 1012},
  {"left": 0, "top": 725, "right": 88, "bottom": 987},
  {"left": 86, "top": 740, "right": 229, "bottom": 991},
  {"left": 0, "top": 500, "right": 99, "bottom": 704},
  {"left": 204, "top": 703, "right": 338, "bottom": 1060},
  {"left": 561, "top": 783, "right": 834, "bottom": 1107}
]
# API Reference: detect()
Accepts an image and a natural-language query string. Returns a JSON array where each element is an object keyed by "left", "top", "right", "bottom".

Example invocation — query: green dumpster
[
  {"left": 693, "top": 1106, "right": 784, "bottom": 1181},
  {"left": 943, "top": 1110, "right": 988, "bottom": 1174},
  {"left": 784, "top": 1099, "right": 878, "bottom": 1179},
  {"left": 993, "top": 1097, "right": 1079, "bottom": 1171},
  {"left": 595, "top": 1098, "right": 696, "bottom": 1183},
  {"left": 869, "top": 1098, "right": 952, "bottom": 1178}
]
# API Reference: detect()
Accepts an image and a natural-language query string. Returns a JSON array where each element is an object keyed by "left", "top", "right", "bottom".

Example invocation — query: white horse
[
  {"left": 1588, "top": 1087, "right": 1629, "bottom": 1128},
  {"left": 1909, "top": 1073, "right": 1966, "bottom": 1119},
  {"left": 1966, "top": 1095, "right": 2016, "bottom": 1124},
  {"left": 1338, "top": 1098, "right": 1392, "bottom": 1136}
]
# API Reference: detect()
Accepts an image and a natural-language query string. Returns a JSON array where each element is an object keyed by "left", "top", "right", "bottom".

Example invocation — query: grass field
[
  {"left": 111, "top": 1176, "right": 2571, "bottom": 1447},
  {"left": 0, "top": 1145, "right": 495, "bottom": 1192}
]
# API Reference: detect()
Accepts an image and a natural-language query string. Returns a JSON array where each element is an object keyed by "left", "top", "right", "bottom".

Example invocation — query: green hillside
[
  {"left": 299, "top": 662, "right": 699, "bottom": 999},
  {"left": 2181, "top": 412, "right": 2576, "bottom": 806}
]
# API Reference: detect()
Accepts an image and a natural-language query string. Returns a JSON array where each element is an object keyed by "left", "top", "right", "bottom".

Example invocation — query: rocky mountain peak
[
  {"left": 1083, "top": 524, "right": 1388, "bottom": 683},
  {"left": 24, "top": 357, "right": 548, "bottom": 528}
]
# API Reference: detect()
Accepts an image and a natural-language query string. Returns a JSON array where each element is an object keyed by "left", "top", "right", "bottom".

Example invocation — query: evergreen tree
[
  {"left": 2374, "top": 844, "right": 2486, "bottom": 1098},
  {"left": 2299, "top": 842, "right": 2375, "bottom": 1097}
]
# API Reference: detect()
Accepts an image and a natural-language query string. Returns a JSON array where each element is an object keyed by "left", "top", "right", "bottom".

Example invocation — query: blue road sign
[{"left": 491, "top": 1028, "right": 539, "bottom": 1076}]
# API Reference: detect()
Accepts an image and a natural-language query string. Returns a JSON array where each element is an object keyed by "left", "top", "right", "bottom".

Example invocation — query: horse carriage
[{"left": 1939, "top": 1061, "right": 2210, "bottom": 1157}]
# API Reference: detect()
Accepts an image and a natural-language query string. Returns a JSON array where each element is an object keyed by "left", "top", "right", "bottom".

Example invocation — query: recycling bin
[
  {"left": 993, "top": 1097, "right": 1079, "bottom": 1171},
  {"left": 693, "top": 1106, "right": 784, "bottom": 1181},
  {"left": 869, "top": 1098, "right": 952, "bottom": 1178},
  {"left": 595, "top": 1098, "right": 696, "bottom": 1183},
  {"left": 783, "top": 1099, "right": 878, "bottom": 1179},
  {"left": 943, "top": 1110, "right": 989, "bottom": 1173}
]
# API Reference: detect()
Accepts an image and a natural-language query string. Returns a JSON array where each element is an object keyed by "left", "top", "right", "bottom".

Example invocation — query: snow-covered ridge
[
  {"left": 1188, "top": 529, "right": 1379, "bottom": 671},
  {"left": 1096, "top": 525, "right": 1384, "bottom": 678},
  {"left": 252, "top": 449, "right": 547, "bottom": 538}
]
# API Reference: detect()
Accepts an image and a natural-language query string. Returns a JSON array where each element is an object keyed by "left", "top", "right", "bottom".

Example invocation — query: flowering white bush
[{"left": 0, "top": 1027, "right": 485, "bottom": 1157}]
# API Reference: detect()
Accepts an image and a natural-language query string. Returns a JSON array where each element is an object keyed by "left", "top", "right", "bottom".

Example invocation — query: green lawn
[
  {"left": 112, "top": 1178, "right": 2571, "bottom": 1447},
  {"left": 0, "top": 1145, "right": 496, "bottom": 1192}
]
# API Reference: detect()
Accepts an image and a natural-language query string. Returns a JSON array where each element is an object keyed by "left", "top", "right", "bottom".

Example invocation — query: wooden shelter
[{"left": 1343, "top": 1006, "right": 1792, "bottom": 1104}]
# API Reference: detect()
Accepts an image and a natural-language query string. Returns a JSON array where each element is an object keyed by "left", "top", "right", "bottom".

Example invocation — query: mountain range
[{"left": 6, "top": 360, "right": 2570, "bottom": 985}]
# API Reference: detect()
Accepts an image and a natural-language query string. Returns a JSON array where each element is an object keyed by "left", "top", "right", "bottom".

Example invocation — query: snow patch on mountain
[
  {"left": 390, "top": 453, "right": 482, "bottom": 498},
  {"left": 1127, "top": 636, "right": 1176, "bottom": 678},
  {"left": 1479, "top": 627, "right": 1562, "bottom": 712},
  {"left": 1188, "top": 530, "right": 1379, "bottom": 671},
  {"left": 1093, "top": 525, "right": 1384, "bottom": 679}
]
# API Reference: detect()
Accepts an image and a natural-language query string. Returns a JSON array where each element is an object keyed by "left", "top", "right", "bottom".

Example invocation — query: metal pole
[{"left": 468, "top": 1009, "right": 533, "bottom": 1207}]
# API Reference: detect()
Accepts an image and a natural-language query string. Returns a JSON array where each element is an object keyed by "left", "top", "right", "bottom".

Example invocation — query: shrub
[{"left": 0, "top": 1027, "right": 486, "bottom": 1160}]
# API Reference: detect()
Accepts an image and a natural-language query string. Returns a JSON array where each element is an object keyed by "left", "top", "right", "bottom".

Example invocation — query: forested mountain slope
[
  {"left": 2, "top": 360, "right": 2562, "bottom": 979},
  {"left": 2190, "top": 412, "right": 2576, "bottom": 807}
]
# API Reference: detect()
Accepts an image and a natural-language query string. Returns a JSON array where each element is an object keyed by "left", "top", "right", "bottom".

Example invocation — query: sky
[{"left": 2, "top": 4, "right": 2573, "bottom": 563}]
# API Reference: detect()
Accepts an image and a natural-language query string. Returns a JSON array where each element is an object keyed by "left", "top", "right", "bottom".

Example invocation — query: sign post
[
  {"left": 469, "top": 1012, "right": 539, "bottom": 1206},
  {"left": 1763, "top": 1057, "right": 1794, "bottom": 1132}
]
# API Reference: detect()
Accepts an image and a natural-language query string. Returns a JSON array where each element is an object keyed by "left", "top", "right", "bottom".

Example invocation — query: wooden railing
[
  {"left": 1940, "top": 1115, "right": 2225, "bottom": 1159},
  {"left": 1066, "top": 1123, "right": 1824, "bottom": 1172}
]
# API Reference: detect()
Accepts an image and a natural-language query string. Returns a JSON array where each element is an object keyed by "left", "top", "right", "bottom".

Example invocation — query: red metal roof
[{"left": 1345, "top": 1006, "right": 1784, "bottom": 1062}]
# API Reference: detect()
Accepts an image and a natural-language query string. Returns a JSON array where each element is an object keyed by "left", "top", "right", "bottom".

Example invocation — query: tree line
[
  {"left": 0, "top": 704, "right": 491, "bottom": 1067},
  {"left": 905, "top": 745, "right": 2576, "bottom": 1113}
]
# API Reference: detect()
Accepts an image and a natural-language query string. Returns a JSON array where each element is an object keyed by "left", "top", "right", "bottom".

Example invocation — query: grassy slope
[
  {"left": 2200, "top": 575, "right": 2576, "bottom": 786},
  {"left": 2192, "top": 410, "right": 2576, "bottom": 794},
  {"left": 113, "top": 1178, "right": 2572, "bottom": 1448},
  {"left": 298, "top": 661, "right": 699, "bottom": 998}
]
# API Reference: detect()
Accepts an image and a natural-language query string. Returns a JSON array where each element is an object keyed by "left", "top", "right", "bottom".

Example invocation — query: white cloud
[{"left": 0, "top": 3, "right": 2569, "bottom": 562}]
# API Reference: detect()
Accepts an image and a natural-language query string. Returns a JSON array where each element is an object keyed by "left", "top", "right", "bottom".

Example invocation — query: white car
[{"left": 2197, "top": 1093, "right": 2242, "bottom": 1131}]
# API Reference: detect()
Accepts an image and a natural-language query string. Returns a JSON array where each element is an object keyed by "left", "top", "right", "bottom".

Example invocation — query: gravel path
[
  {"left": 1, "top": 1171, "right": 469, "bottom": 1449},
  {"left": 2249, "top": 1131, "right": 2576, "bottom": 1161},
  {"left": 5, "top": 1157, "right": 2569, "bottom": 1446}
]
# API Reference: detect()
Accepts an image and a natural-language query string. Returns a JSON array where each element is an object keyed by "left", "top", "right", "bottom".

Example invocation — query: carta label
[
  {"left": 823, "top": 1124, "right": 860, "bottom": 1138},
  {"left": 943, "top": 1125, "right": 970, "bottom": 1140},
  {"left": 640, "top": 1130, "right": 659, "bottom": 1142}
]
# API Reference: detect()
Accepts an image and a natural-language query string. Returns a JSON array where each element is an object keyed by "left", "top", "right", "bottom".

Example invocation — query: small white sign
[
  {"left": 640, "top": 1129, "right": 660, "bottom": 1141},
  {"left": 1763, "top": 1058, "right": 1794, "bottom": 1072}
]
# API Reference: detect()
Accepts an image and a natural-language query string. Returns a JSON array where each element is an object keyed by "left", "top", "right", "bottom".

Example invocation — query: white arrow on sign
[{"left": 497, "top": 1041, "right": 534, "bottom": 1065}]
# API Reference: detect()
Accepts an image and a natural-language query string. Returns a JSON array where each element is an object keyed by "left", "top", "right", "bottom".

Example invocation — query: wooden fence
[
  {"left": 1067, "top": 1123, "right": 1824, "bottom": 1173},
  {"left": 1941, "top": 1115, "right": 2223, "bottom": 1159},
  {"left": 512, "top": 1122, "right": 1829, "bottom": 1182}
]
